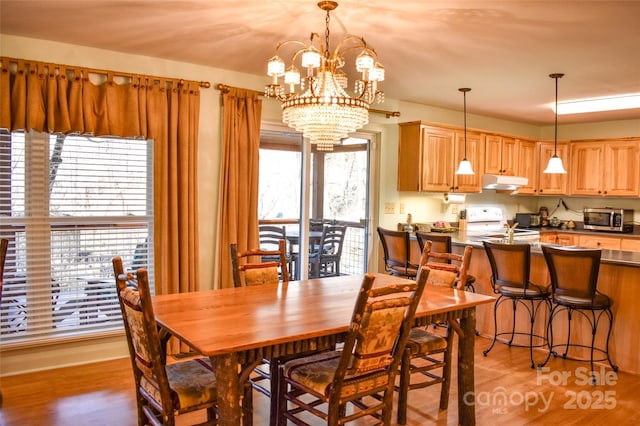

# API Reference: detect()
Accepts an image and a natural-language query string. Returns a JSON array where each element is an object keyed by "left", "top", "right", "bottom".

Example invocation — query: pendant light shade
[
  {"left": 544, "top": 73, "right": 567, "bottom": 174},
  {"left": 455, "top": 87, "right": 475, "bottom": 175}
]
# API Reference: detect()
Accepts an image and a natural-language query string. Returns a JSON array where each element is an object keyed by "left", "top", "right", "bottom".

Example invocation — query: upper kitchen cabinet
[
  {"left": 453, "top": 130, "right": 484, "bottom": 192},
  {"left": 484, "top": 134, "right": 517, "bottom": 175},
  {"left": 537, "top": 141, "right": 570, "bottom": 195},
  {"left": 397, "top": 121, "right": 482, "bottom": 193},
  {"left": 570, "top": 140, "right": 639, "bottom": 197},
  {"left": 515, "top": 139, "right": 538, "bottom": 194}
]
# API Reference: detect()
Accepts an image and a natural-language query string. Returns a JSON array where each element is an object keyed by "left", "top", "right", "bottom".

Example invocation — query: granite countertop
[{"left": 417, "top": 230, "right": 640, "bottom": 268}]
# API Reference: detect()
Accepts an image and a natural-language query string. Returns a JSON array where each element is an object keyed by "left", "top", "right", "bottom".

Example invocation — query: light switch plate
[{"left": 384, "top": 202, "right": 396, "bottom": 214}]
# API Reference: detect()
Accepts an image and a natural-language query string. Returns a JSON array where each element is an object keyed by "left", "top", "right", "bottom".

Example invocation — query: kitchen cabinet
[
  {"left": 620, "top": 238, "right": 640, "bottom": 253},
  {"left": 397, "top": 121, "right": 482, "bottom": 192},
  {"left": 515, "top": 139, "right": 539, "bottom": 194},
  {"left": 578, "top": 234, "right": 621, "bottom": 250},
  {"left": 539, "top": 232, "right": 576, "bottom": 246},
  {"left": 537, "top": 141, "right": 570, "bottom": 195},
  {"left": 453, "top": 130, "right": 484, "bottom": 192},
  {"left": 484, "top": 134, "right": 517, "bottom": 175},
  {"left": 570, "top": 140, "right": 639, "bottom": 197}
]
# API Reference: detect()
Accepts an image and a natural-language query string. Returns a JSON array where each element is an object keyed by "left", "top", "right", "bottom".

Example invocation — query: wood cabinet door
[
  {"left": 620, "top": 238, "right": 640, "bottom": 253},
  {"left": 453, "top": 130, "right": 483, "bottom": 193},
  {"left": 578, "top": 234, "right": 621, "bottom": 250},
  {"left": 538, "top": 141, "right": 569, "bottom": 195},
  {"left": 420, "top": 127, "right": 455, "bottom": 192},
  {"left": 570, "top": 142, "right": 603, "bottom": 195},
  {"left": 556, "top": 233, "right": 576, "bottom": 246},
  {"left": 484, "top": 135, "right": 517, "bottom": 175},
  {"left": 539, "top": 233, "right": 557, "bottom": 243},
  {"left": 397, "top": 122, "right": 422, "bottom": 191},
  {"left": 516, "top": 140, "right": 538, "bottom": 194},
  {"left": 500, "top": 137, "right": 518, "bottom": 176},
  {"left": 484, "top": 134, "right": 503, "bottom": 175},
  {"left": 604, "top": 141, "right": 639, "bottom": 196}
]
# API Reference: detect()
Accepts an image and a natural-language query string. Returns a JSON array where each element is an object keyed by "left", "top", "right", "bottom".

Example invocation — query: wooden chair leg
[
  {"left": 397, "top": 347, "right": 411, "bottom": 425},
  {"left": 439, "top": 325, "right": 454, "bottom": 410}
]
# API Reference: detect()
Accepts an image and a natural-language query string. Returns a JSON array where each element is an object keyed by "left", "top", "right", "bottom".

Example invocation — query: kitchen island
[{"left": 414, "top": 230, "right": 640, "bottom": 375}]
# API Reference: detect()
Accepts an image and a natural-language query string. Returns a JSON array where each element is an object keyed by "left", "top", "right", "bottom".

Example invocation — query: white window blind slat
[{"left": 0, "top": 131, "right": 154, "bottom": 345}]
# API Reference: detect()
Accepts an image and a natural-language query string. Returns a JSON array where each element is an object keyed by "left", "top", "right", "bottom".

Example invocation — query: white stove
[{"left": 465, "top": 207, "right": 540, "bottom": 242}]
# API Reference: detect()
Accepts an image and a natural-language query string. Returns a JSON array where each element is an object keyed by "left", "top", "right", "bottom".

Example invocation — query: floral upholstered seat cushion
[
  {"left": 243, "top": 265, "right": 279, "bottom": 286},
  {"left": 405, "top": 328, "right": 447, "bottom": 356},
  {"left": 283, "top": 351, "right": 389, "bottom": 398},
  {"left": 140, "top": 358, "right": 218, "bottom": 410}
]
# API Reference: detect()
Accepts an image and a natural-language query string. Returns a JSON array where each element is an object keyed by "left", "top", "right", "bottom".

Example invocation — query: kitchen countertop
[{"left": 416, "top": 230, "right": 640, "bottom": 268}]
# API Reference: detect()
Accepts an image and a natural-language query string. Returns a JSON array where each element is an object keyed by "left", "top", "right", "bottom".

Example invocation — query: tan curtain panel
[
  {"left": 216, "top": 88, "right": 262, "bottom": 288},
  {"left": 0, "top": 57, "right": 201, "bottom": 297}
]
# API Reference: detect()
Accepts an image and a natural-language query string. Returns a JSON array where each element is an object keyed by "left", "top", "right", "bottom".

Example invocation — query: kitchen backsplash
[{"left": 380, "top": 192, "right": 640, "bottom": 230}]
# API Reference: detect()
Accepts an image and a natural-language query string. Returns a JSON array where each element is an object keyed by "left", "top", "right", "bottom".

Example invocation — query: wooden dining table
[{"left": 152, "top": 273, "right": 494, "bottom": 426}]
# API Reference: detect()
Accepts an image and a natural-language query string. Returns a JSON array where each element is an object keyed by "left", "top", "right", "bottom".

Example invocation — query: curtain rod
[
  {"left": 217, "top": 83, "right": 399, "bottom": 117},
  {"left": 1, "top": 56, "right": 211, "bottom": 88}
]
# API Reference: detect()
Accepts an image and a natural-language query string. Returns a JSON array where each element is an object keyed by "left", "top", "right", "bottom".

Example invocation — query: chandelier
[{"left": 265, "top": 1, "right": 385, "bottom": 151}]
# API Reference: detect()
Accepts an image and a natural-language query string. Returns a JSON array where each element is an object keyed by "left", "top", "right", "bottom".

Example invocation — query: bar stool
[
  {"left": 377, "top": 227, "right": 418, "bottom": 279},
  {"left": 415, "top": 231, "right": 476, "bottom": 291},
  {"left": 482, "top": 241, "right": 551, "bottom": 368},
  {"left": 539, "top": 246, "right": 618, "bottom": 381}
]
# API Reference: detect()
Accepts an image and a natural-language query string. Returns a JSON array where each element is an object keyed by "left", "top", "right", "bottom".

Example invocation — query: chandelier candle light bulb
[{"left": 265, "top": 1, "right": 385, "bottom": 151}]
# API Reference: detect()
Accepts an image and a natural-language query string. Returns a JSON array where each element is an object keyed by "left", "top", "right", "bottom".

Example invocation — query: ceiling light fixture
[
  {"left": 544, "top": 73, "right": 567, "bottom": 174},
  {"left": 264, "top": 1, "right": 384, "bottom": 151},
  {"left": 455, "top": 88, "right": 475, "bottom": 175},
  {"left": 555, "top": 93, "right": 640, "bottom": 115}
]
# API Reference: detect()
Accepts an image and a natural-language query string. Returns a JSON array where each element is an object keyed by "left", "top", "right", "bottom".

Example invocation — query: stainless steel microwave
[{"left": 583, "top": 208, "right": 634, "bottom": 232}]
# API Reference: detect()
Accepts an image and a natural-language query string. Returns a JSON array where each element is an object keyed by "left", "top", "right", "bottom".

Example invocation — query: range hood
[{"left": 482, "top": 174, "right": 528, "bottom": 190}]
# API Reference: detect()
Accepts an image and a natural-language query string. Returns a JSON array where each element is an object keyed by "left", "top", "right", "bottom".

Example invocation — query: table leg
[
  {"left": 213, "top": 352, "right": 242, "bottom": 425},
  {"left": 458, "top": 307, "right": 476, "bottom": 426}
]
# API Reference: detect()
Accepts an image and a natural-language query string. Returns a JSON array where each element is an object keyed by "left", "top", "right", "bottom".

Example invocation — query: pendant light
[
  {"left": 455, "top": 88, "right": 475, "bottom": 175},
  {"left": 543, "top": 73, "right": 567, "bottom": 174}
]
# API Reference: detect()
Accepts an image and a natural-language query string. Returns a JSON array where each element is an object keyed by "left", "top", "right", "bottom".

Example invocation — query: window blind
[{"left": 0, "top": 131, "right": 154, "bottom": 345}]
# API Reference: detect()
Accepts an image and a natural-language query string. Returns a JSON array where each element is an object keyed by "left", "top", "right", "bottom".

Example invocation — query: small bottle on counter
[{"left": 404, "top": 214, "right": 414, "bottom": 232}]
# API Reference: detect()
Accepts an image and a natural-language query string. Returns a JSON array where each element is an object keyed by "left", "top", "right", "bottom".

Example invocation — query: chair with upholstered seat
[
  {"left": 230, "top": 239, "right": 289, "bottom": 424},
  {"left": 396, "top": 240, "right": 472, "bottom": 424},
  {"left": 112, "top": 257, "right": 218, "bottom": 426},
  {"left": 278, "top": 269, "right": 429, "bottom": 425},
  {"left": 377, "top": 227, "right": 418, "bottom": 279},
  {"left": 231, "top": 239, "right": 289, "bottom": 287},
  {"left": 308, "top": 224, "right": 346, "bottom": 278},
  {"left": 415, "top": 231, "right": 477, "bottom": 292},
  {"left": 482, "top": 241, "right": 551, "bottom": 368},
  {"left": 539, "top": 246, "right": 618, "bottom": 381}
]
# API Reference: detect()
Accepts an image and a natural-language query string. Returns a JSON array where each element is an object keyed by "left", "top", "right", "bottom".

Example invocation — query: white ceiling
[{"left": 2, "top": 0, "right": 639, "bottom": 125}]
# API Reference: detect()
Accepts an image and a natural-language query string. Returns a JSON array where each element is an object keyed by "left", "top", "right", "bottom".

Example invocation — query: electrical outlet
[
  {"left": 384, "top": 202, "right": 396, "bottom": 214},
  {"left": 399, "top": 203, "right": 405, "bottom": 214},
  {"left": 451, "top": 205, "right": 459, "bottom": 215}
]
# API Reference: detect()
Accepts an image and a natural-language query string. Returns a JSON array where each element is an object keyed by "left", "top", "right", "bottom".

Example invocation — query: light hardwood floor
[{"left": 1, "top": 335, "right": 639, "bottom": 425}]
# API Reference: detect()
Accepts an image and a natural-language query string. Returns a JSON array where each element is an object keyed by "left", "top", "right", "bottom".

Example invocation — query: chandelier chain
[{"left": 325, "top": 8, "right": 331, "bottom": 58}]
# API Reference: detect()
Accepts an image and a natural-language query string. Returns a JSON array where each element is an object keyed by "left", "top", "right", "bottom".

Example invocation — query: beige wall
[{"left": 1, "top": 34, "right": 639, "bottom": 376}]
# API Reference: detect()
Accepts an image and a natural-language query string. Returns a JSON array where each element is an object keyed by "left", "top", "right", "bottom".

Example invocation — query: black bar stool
[
  {"left": 482, "top": 241, "right": 551, "bottom": 368},
  {"left": 539, "top": 246, "right": 618, "bottom": 382}
]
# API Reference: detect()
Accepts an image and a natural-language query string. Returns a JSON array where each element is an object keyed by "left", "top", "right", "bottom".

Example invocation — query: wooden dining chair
[
  {"left": 278, "top": 269, "right": 429, "bottom": 425},
  {"left": 112, "top": 257, "right": 218, "bottom": 426},
  {"left": 415, "top": 231, "right": 476, "bottom": 291},
  {"left": 396, "top": 240, "right": 472, "bottom": 424},
  {"left": 230, "top": 239, "right": 289, "bottom": 287},
  {"left": 377, "top": 227, "right": 418, "bottom": 279},
  {"left": 229, "top": 239, "right": 289, "bottom": 425}
]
